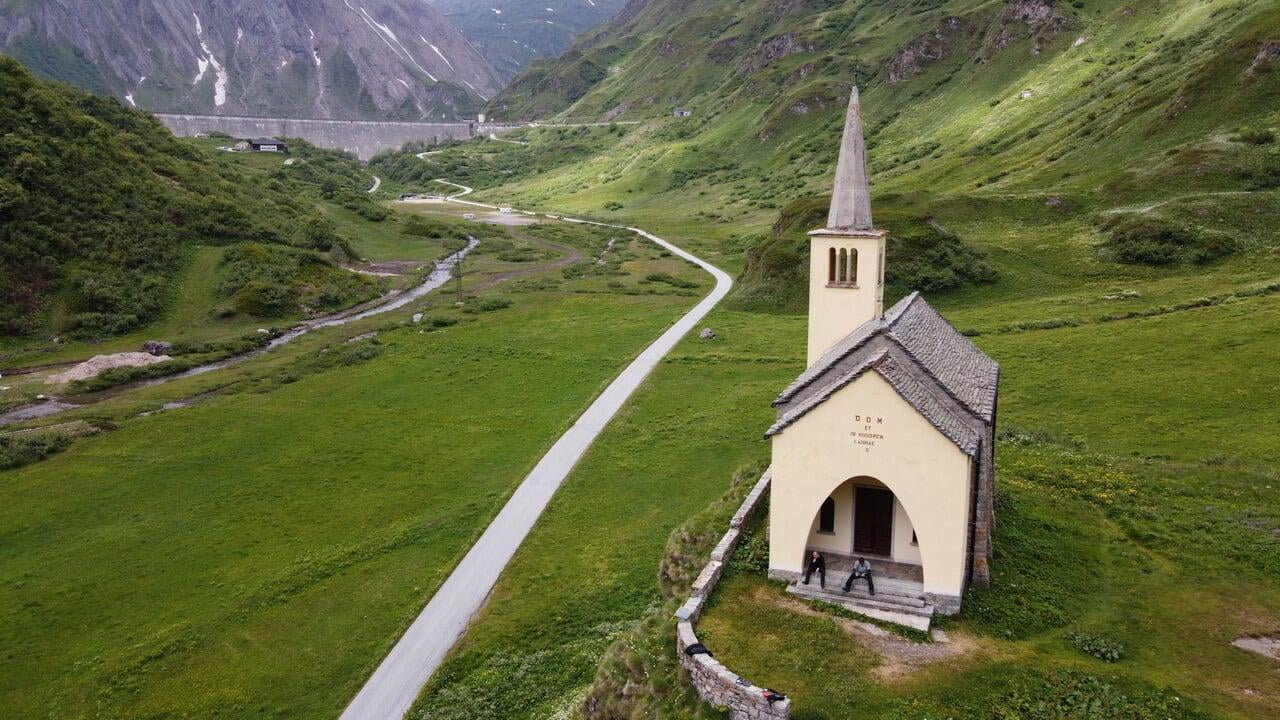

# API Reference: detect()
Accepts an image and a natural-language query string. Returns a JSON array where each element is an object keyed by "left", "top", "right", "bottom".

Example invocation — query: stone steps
[
  {"left": 786, "top": 584, "right": 935, "bottom": 631},
  {"left": 799, "top": 577, "right": 927, "bottom": 606}
]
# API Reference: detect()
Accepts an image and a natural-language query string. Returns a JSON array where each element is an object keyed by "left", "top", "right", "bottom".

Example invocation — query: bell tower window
[{"left": 827, "top": 247, "right": 859, "bottom": 287}]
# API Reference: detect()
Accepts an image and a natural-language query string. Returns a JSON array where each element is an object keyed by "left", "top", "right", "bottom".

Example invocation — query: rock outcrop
[
  {"left": 741, "top": 34, "right": 812, "bottom": 75},
  {"left": 982, "top": 0, "right": 1074, "bottom": 58},
  {"left": 142, "top": 341, "right": 173, "bottom": 356},
  {"left": 887, "top": 17, "right": 970, "bottom": 84},
  {"left": 1245, "top": 41, "right": 1280, "bottom": 78}
]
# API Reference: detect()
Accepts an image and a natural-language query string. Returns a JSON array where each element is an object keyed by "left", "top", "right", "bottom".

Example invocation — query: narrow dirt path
[{"left": 466, "top": 229, "right": 584, "bottom": 294}]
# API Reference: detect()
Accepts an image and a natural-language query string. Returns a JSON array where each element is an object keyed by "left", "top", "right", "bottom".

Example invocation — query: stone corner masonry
[{"left": 673, "top": 469, "right": 791, "bottom": 719}]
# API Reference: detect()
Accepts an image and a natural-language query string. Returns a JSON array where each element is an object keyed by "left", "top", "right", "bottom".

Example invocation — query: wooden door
[{"left": 853, "top": 487, "right": 893, "bottom": 556}]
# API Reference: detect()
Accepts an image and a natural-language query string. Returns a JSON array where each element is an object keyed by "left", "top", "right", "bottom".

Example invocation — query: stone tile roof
[
  {"left": 766, "top": 348, "right": 889, "bottom": 438},
  {"left": 885, "top": 293, "right": 999, "bottom": 421},
  {"left": 775, "top": 292, "right": 998, "bottom": 421},
  {"left": 767, "top": 293, "right": 997, "bottom": 456},
  {"left": 874, "top": 354, "right": 983, "bottom": 455}
]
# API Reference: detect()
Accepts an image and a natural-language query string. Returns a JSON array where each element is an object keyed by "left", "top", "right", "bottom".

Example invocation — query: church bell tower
[{"left": 806, "top": 85, "right": 888, "bottom": 366}]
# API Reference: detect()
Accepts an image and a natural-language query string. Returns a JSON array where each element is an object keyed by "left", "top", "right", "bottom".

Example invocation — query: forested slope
[{"left": 0, "top": 57, "right": 383, "bottom": 341}]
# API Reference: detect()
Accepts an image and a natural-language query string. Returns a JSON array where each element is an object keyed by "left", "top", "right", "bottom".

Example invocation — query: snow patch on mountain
[
  {"left": 423, "top": 37, "right": 455, "bottom": 70},
  {"left": 192, "top": 13, "right": 228, "bottom": 106},
  {"left": 309, "top": 29, "right": 322, "bottom": 67}
]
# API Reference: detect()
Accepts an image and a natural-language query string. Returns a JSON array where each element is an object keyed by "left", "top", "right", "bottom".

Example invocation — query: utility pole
[{"left": 454, "top": 244, "right": 466, "bottom": 305}]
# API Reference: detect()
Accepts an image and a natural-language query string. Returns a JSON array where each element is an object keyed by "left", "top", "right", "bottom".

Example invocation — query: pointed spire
[{"left": 826, "top": 84, "right": 874, "bottom": 231}]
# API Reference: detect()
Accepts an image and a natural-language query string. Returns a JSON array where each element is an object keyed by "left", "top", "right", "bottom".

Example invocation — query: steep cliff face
[
  {"left": 427, "top": 0, "right": 627, "bottom": 82},
  {"left": 0, "top": 0, "right": 501, "bottom": 120}
]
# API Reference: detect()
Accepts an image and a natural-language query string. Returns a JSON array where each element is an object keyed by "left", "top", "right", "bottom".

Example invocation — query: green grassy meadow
[{"left": 0, "top": 204, "right": 714, "bottom": 717}]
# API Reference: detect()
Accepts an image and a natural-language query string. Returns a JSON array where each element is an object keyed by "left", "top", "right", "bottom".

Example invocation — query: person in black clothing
[
  {"left": 842, "top": 556, "right": 875, "bottom": 595},
  {"left": 801, "top": 550, "right": 826, "bottom": 588}
]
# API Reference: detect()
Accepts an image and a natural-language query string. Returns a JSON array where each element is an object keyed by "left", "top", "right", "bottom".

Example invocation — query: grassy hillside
[
  {"left": 0, "top": 56, "right": 392, "bottom": 346},
  {"left": 472, "top": 0, "right": 1280, "bottom": 307},
  {"left": 356, "top": 2, "right": 1280, "bottom": 719}
]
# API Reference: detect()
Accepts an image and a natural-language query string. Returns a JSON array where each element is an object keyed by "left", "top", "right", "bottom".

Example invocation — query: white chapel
[{"left": 766, "top": 85, "right": 1000, "bottom": 620}]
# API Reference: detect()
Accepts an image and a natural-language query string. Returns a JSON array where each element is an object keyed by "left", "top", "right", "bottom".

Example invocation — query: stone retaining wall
[{"left": 673, "top": 468, "right": 790, "bottom": 719}]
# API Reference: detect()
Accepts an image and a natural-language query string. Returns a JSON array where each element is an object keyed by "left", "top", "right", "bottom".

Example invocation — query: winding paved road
[
  {"left": 367, "top": 175, "right": 381, "bottom": 194},
  {"left": 338, "top": 183, "right": 733, "bottom": 720}
]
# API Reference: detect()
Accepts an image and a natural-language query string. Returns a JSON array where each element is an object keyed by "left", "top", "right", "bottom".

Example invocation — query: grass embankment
[
  {"left": 410, "top": 289, "right": 1280, "bottom": 720},
  {"left": 0, "top": 210, "right": 711, "bottom": 718}
]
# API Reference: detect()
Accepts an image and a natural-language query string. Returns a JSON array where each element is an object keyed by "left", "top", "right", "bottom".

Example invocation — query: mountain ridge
[{"left": 0, "top": 0, "right": 500, "bottom": 120}]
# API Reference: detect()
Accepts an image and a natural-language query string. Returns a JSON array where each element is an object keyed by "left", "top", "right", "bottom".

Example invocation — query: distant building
[
  {"left": 248, "top": 137, "right": 288, "bottom": 153},
  {"left": 477, "top": 112, "right": 487, "bottom": 123},
  {"left": 674, "top": 108, "right": 693, "bottom": 117}
]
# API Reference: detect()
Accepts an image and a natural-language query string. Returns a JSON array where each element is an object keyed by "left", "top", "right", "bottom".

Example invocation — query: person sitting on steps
[
  {"left": 801, "top": 550, "right": 826, "bottom": 589},
  {"left": 843, "top": 556, "right": 875, "bottom": 595}
]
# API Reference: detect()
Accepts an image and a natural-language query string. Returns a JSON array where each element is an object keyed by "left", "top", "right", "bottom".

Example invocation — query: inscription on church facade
[{"left": 851, "top": 414, "right": 885, "bottom": 451}]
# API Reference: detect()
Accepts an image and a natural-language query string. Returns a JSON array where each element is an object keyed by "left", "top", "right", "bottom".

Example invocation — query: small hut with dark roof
[
  {"left": 248, "top": 137, "right": 288, "bottom": 153},
  {"left": 765, "top": 85, "right": 999, "bottom": 627}
]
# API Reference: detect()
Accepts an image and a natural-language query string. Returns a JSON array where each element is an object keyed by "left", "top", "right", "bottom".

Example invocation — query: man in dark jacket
[
  {"left": 802, "top": 550, "right": 826, "bottom": 588},
  {"left": 843, "top": 556, "right": 875, "bottom": 595}
]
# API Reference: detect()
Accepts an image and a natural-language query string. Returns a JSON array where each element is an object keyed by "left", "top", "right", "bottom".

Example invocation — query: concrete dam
[{"left": 155, "top": 114, "right": 527, "bottom": 160}]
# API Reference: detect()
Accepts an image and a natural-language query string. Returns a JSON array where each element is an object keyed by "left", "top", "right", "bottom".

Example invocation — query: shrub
[
  {"left": 0, "top": 431, "right": 72, "bottom": 470},
  {"left": 477, "top": 298, "right": 512, "bottom": 312},
  {"left": 1098, "top": 215, "right": 1239, "bottom": 266},
  {"left": 429, "top": 315, "right": 458, "bottom": 328},
  {"left": 170, "top": 330, "right": 278, "bottom": 357},
  {"left": 1066, "top": 631, "right": 1125, "bottom": 662},
  {"left": 301, "top": 216, "right": 339, "bottom": 251},
  {"left": 219, "top": 243, "right": 379, "bottom": 317},
  {"left": 278, "top": 339, "right": 383, "bottom": 384},
  {"left": 402, "top": 216, "right": 449, "bottom": 239},
  {"left": 496, "top": 247, "right": 545, "bottom": 263},
  {"left": 887, "top": 219, "right": 997, "bottom": 297},
  {"left": 233, "top": 280, "right": 294, "bottom": 317},
  {"left": 1234, "top": 128, "right": 1276, "bottom": 145},
  {"left": 644, "top": 272, "right": 700, "bottom": 289},
  {"left": 991, "top": 671, "right": 1197, "bottom": 720}
]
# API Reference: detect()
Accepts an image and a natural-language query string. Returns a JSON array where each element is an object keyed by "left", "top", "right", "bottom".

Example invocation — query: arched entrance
[{"left": 800, "top": 476, "right": 924, "bottom": 582}]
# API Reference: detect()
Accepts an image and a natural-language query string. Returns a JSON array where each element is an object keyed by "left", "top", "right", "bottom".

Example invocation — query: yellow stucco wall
[
  {"left": 770, "top": 372, "right": 973, "bottom": 597},
  {"left": 806, "top": 231, "right": 886, "bottom": 365}
]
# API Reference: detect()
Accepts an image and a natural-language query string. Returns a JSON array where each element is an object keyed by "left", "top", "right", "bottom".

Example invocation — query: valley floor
[{"left": 0, "top": 201, "right": 714, "bottom": 718}]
